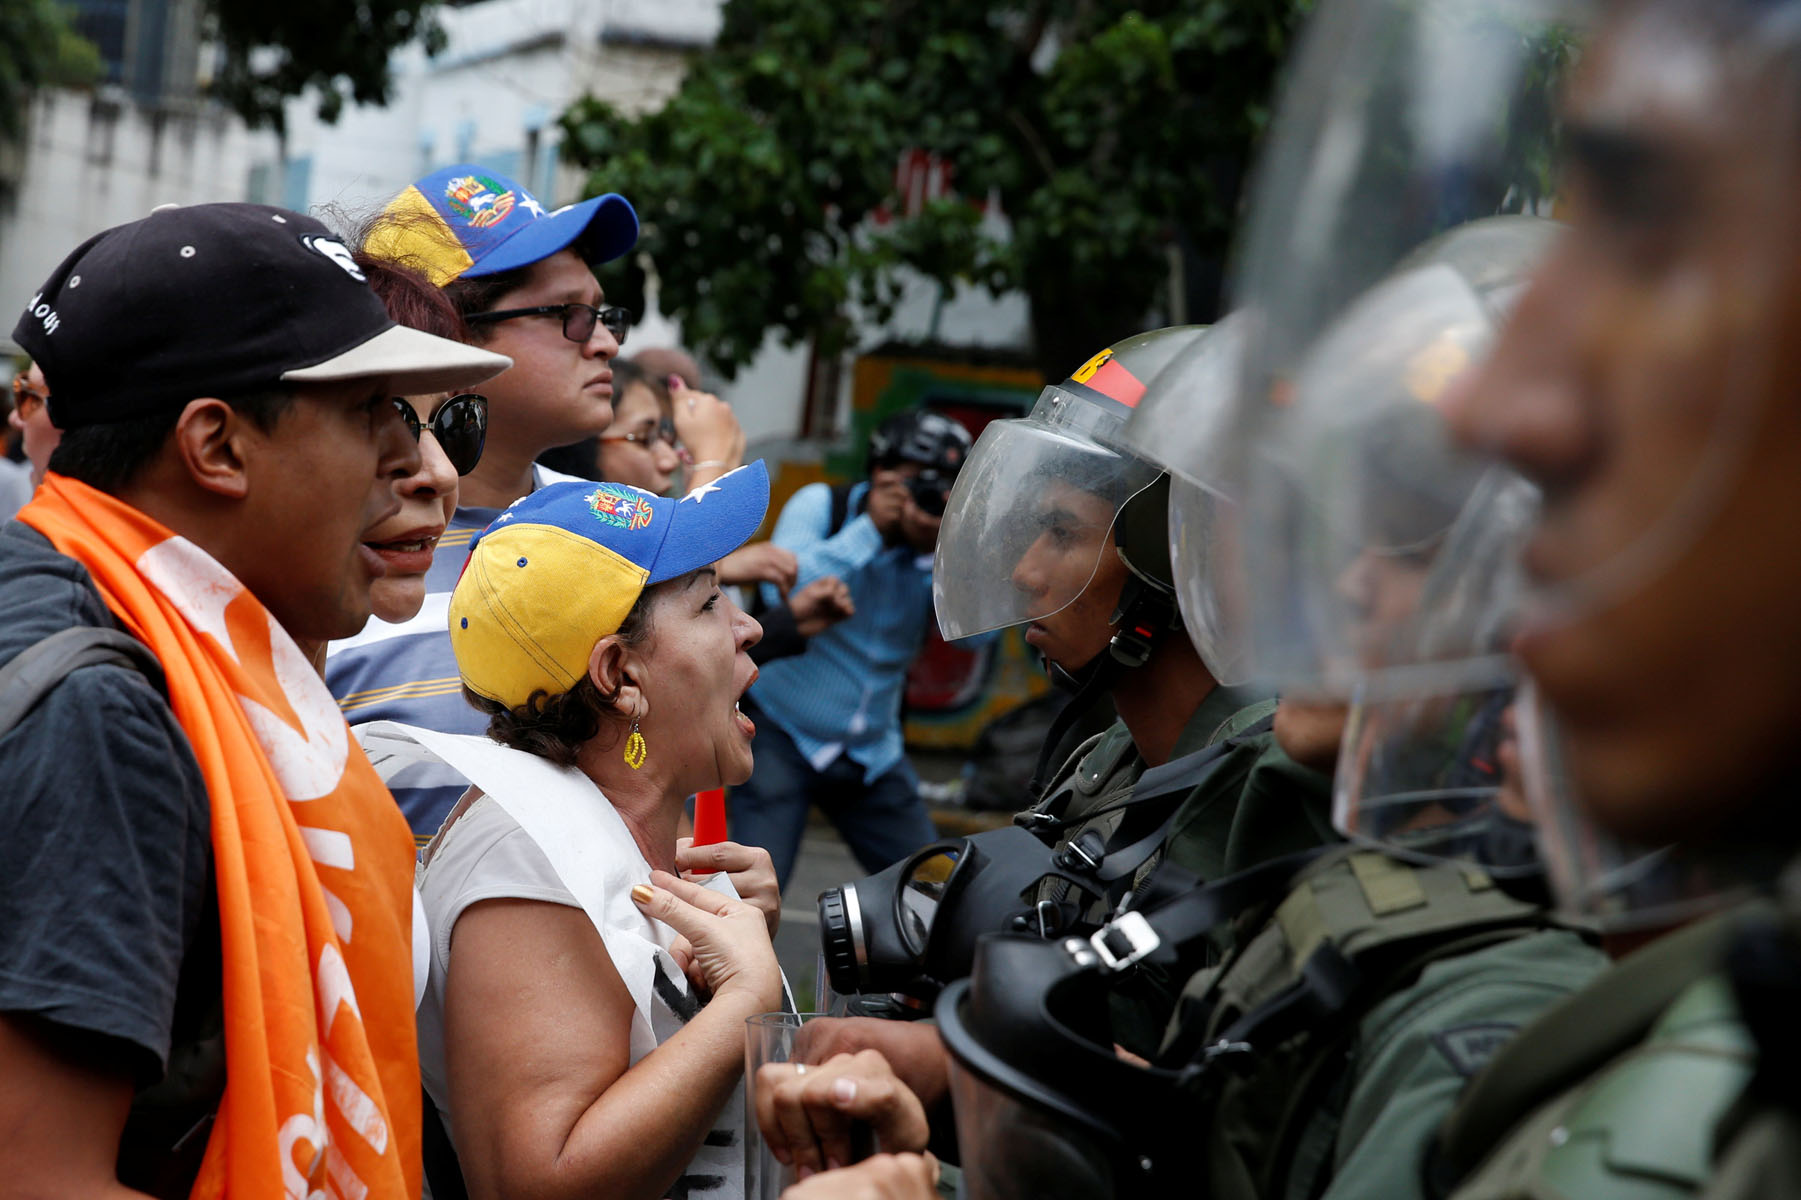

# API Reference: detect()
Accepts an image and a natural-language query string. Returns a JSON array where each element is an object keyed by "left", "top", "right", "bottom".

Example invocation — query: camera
[{"left": 907, "top": 468, "right": 954, "bottom": 517}]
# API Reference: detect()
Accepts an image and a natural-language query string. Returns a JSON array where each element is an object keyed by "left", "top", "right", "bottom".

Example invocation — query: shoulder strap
[
  {"left": 827, "top": 482, "right": 859, "bottom": 538},
  {"left": 0, "top": 625, "right": 164, "bottom": 736},
  {"left": 1017, "top": 729, "right": 1112, "bottom": 826},
  {"left": 1431, "top": 904, "right": 1751, "bottom": 1192}
]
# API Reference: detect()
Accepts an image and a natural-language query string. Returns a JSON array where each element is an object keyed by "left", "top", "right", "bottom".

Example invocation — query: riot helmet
[
  {"left": 934, "top": 327, "right": 1246, "bottom": 685},
  {"left": 1236, "top": 216, "right": 1560, "bottom": 699},
  {"left": 935, "top": 850, "right": 1332, "bottom": 1199},
  {"left": 1116, "top": 315, "right": 1257, "bottom": 687}
]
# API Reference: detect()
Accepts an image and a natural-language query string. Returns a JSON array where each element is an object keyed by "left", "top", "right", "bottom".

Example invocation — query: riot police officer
[{"left": 789, "top": 327, "right": 1335, "bottom": 1134}]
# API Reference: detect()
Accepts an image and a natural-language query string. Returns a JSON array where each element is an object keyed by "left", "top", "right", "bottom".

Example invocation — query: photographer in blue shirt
[{"left": 731, "top": 411, "right": 972, "bottom": 889}]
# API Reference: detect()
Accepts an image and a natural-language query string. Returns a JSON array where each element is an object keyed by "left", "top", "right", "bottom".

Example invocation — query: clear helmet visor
[
  {"left": 1241, "top": 254, "right": 1544, "bottom": 695},
  {"left": 1333, "top": 666, "right": 1543, "bottom": 880},
  {"left": 946, "top": 1054, "right": 1127, "bottom": 1200},
  {"left": 1117, "top": 311, "right": 1256, "bottom": 498},
  {"left": 1167, "top": 475, "right": 1253, "bottom": 687},
  {"left": 1099, "top": 318, "right": 1257, "bottom": 685},
  {"left": 1515, "top": 680, "right": 1785, "bottom": 932},
  {"left": 934, "top": 386, "right": 1161, "bottom": 642}
]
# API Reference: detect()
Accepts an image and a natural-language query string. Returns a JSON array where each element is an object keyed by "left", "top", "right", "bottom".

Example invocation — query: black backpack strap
[
  {"left": 827, "top": 481, "right": 858, "bottom": 538},
  {"left": 0, "top": 625, "right": 164, "bottom": 736}
]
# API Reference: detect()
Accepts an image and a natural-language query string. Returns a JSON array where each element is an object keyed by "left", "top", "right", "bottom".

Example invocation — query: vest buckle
[{"left": 1090, "top": 910, "right": 1160, "bottom": 972}]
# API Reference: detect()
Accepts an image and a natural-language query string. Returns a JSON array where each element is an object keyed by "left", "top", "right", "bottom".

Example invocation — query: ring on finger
[{"left": 794, "top": 1063, "right": 807, "bottom": 1076}]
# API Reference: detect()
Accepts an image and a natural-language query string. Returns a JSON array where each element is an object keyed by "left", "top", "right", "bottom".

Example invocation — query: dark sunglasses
[
  {"left": 464, "top": 302, "right": 632, "bottom": 346},
  {"left": 10, "top": 376, "right": 47, "bottom": 410},
  {"left": 599, "top": 418, "right": 678, "bottom": 448},
  {"left": 390, "top": 393, "right": 488, "bottom": 476}
]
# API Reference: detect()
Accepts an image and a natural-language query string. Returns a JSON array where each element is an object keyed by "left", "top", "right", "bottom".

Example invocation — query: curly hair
[{"left": 462, "top": 580, "right": 664, "bottom": 767}]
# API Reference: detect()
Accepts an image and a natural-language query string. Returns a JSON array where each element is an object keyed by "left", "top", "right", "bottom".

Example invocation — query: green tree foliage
[
  {"left": 0, "top": 0, "right": 101, "bottom": 141},
  {"left": 561, "top": 0, "right": 1311, "bottom": 380},
  {"left": 207, "top": 0, "right": 447, "bottom": 134}
]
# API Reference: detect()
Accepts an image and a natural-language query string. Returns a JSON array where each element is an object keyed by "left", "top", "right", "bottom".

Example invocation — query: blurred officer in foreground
[{"left": 1228, "top": 1, "right": 1801, "bottom": 1198}]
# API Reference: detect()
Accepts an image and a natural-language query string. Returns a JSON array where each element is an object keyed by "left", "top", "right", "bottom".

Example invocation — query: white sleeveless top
[{"left": 362, "top": 722, "right": 747, "bottom": 1199}]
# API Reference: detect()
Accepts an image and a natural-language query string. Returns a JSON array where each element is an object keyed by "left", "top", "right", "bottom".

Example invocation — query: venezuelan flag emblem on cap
[
  {"left": 364, "top": 163, "right": 638, "bottom": 287},
  {"left": 449, "top": 461, "right": 770, "bottom": 709}
]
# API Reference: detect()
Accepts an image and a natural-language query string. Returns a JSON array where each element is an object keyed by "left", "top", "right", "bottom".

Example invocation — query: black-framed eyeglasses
[
  {"left": 464, "top": 302, "right": 632, "bottom": 346},
  {"left": 390, "top": 393, "right": 489, "bottom": 476},
  {"left": 599, "top": 418, "right": 677, "bottom": 449}
]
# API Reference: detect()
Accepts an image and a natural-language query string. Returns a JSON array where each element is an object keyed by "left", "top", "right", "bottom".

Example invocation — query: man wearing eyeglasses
[{"left": 327, "top": 165, "right": 648, "bottom": 842}]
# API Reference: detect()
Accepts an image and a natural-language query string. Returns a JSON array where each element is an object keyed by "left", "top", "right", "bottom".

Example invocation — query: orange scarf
[{"left": 21, "top": 475, "right": 421, "bottom": 1200}]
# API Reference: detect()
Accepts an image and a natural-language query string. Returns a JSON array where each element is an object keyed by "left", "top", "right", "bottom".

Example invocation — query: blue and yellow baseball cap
[
  {"left": 450, "top": 461, "right": 771, "bottom": 708},
  {"left": 365, "top": 163, "right": 639, "bottom": 287}
]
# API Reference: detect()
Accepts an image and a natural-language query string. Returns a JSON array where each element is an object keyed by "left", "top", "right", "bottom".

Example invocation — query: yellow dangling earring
[{"left": 623, "top": 718, "right": 647, "bottom": 770}]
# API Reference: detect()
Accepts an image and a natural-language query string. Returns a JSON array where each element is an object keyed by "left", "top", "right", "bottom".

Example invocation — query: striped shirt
[
  {"left": 326, "top": 465, "right": 581, "bottom": 844},
  {"left": 752, "top": 481, "right": 936, "bottom": 783}
]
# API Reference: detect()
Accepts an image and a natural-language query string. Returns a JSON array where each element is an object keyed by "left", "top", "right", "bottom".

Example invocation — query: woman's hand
[
  {"left": 670, "top": 378, "right": 745, "bottom": 480},
  {"left": 779, "top": 1153, "right": 940, "bottom": 1199},
  {"left": 676, "top": 837, "right": 782, "bottom": 937},
  {"left": 756, "top": 1050, "right": 931, "bottom": 1176},
  {"left": 719, "top": 541, "right": 800, "bottom": 594},
  {"left": 631, "top": 870, "right": 782, "bottom": 1010}
]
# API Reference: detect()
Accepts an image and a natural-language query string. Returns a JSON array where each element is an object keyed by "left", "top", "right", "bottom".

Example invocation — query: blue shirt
[
  {"left": 326, "top": 466, "right": 579, "bottom": 844},
  {"left": 753, "top": 481, "right": 935, "bottom": 783}
]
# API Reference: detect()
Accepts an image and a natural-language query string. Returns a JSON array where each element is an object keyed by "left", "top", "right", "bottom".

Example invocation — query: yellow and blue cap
[
  {"left": 365, "top": 163, "right": 639, "bottom": 287},
  {"left": 449, "top": 460, "right": 771, "bottom": 708}
]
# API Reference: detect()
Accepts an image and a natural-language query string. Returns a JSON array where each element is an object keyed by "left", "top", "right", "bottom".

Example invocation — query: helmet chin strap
[{"left": 1027, "top": 573, "right": 1178, "bottom": 803}]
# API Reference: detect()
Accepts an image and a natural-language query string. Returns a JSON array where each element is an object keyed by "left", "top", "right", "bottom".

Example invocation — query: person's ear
[
  {"left": 171, "top": 398, "right": 252, "bottom": 499},
  {"left": 588, "top": 636, "right": 647, "bottom": 720}
]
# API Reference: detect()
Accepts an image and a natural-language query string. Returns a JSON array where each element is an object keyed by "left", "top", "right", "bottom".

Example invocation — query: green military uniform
[
  {"left": 1026, "top": 684, "right": 1338, "bottom": 887},
  {"left": 1020, "top": 685, "right": 1344, "bottom": 1053},
  {"left": 1024, "top": 682, "right": 1277, "bottom": 848},
  {"left": 1157, "top": 849, "right": 1606, "bottom": 1200},
  {"left": 1163, "top": 727, "right": 1339, "bottom": 883},
  {"left": 1431, "top": 907, "right": 1763, "bottom": 1200}
]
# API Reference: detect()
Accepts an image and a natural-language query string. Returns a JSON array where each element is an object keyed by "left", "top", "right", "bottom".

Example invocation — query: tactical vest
[
  {"left": 1159, "top": 848, "right": 1570, "bottom": 1200},
  {"left": 1432, "top": 906, "right": 1762, "bottom": 1200},
  {"left": 1024, "top": 702, "right": 1281, "bottom": 908}
]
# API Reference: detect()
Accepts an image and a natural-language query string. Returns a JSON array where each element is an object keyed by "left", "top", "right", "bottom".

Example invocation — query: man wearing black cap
[{"left": 0, "top": 203, "right": 507, "bottom": 1198}]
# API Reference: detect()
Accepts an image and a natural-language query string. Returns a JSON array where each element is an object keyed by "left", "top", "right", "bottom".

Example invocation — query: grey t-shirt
[{"left": 0, "top": 520, "right": 215, "bottom": 1080}]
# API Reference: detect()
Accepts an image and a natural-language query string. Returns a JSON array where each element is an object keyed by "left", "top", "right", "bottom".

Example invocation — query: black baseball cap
[{"left": 13, "top": 203, "right": 512, "bottom": 430}]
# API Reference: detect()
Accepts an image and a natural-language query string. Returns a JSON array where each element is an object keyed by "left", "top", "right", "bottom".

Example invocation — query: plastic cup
[{"left": 744, "top": 1011, "right": 825, "bottom": 1199}]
